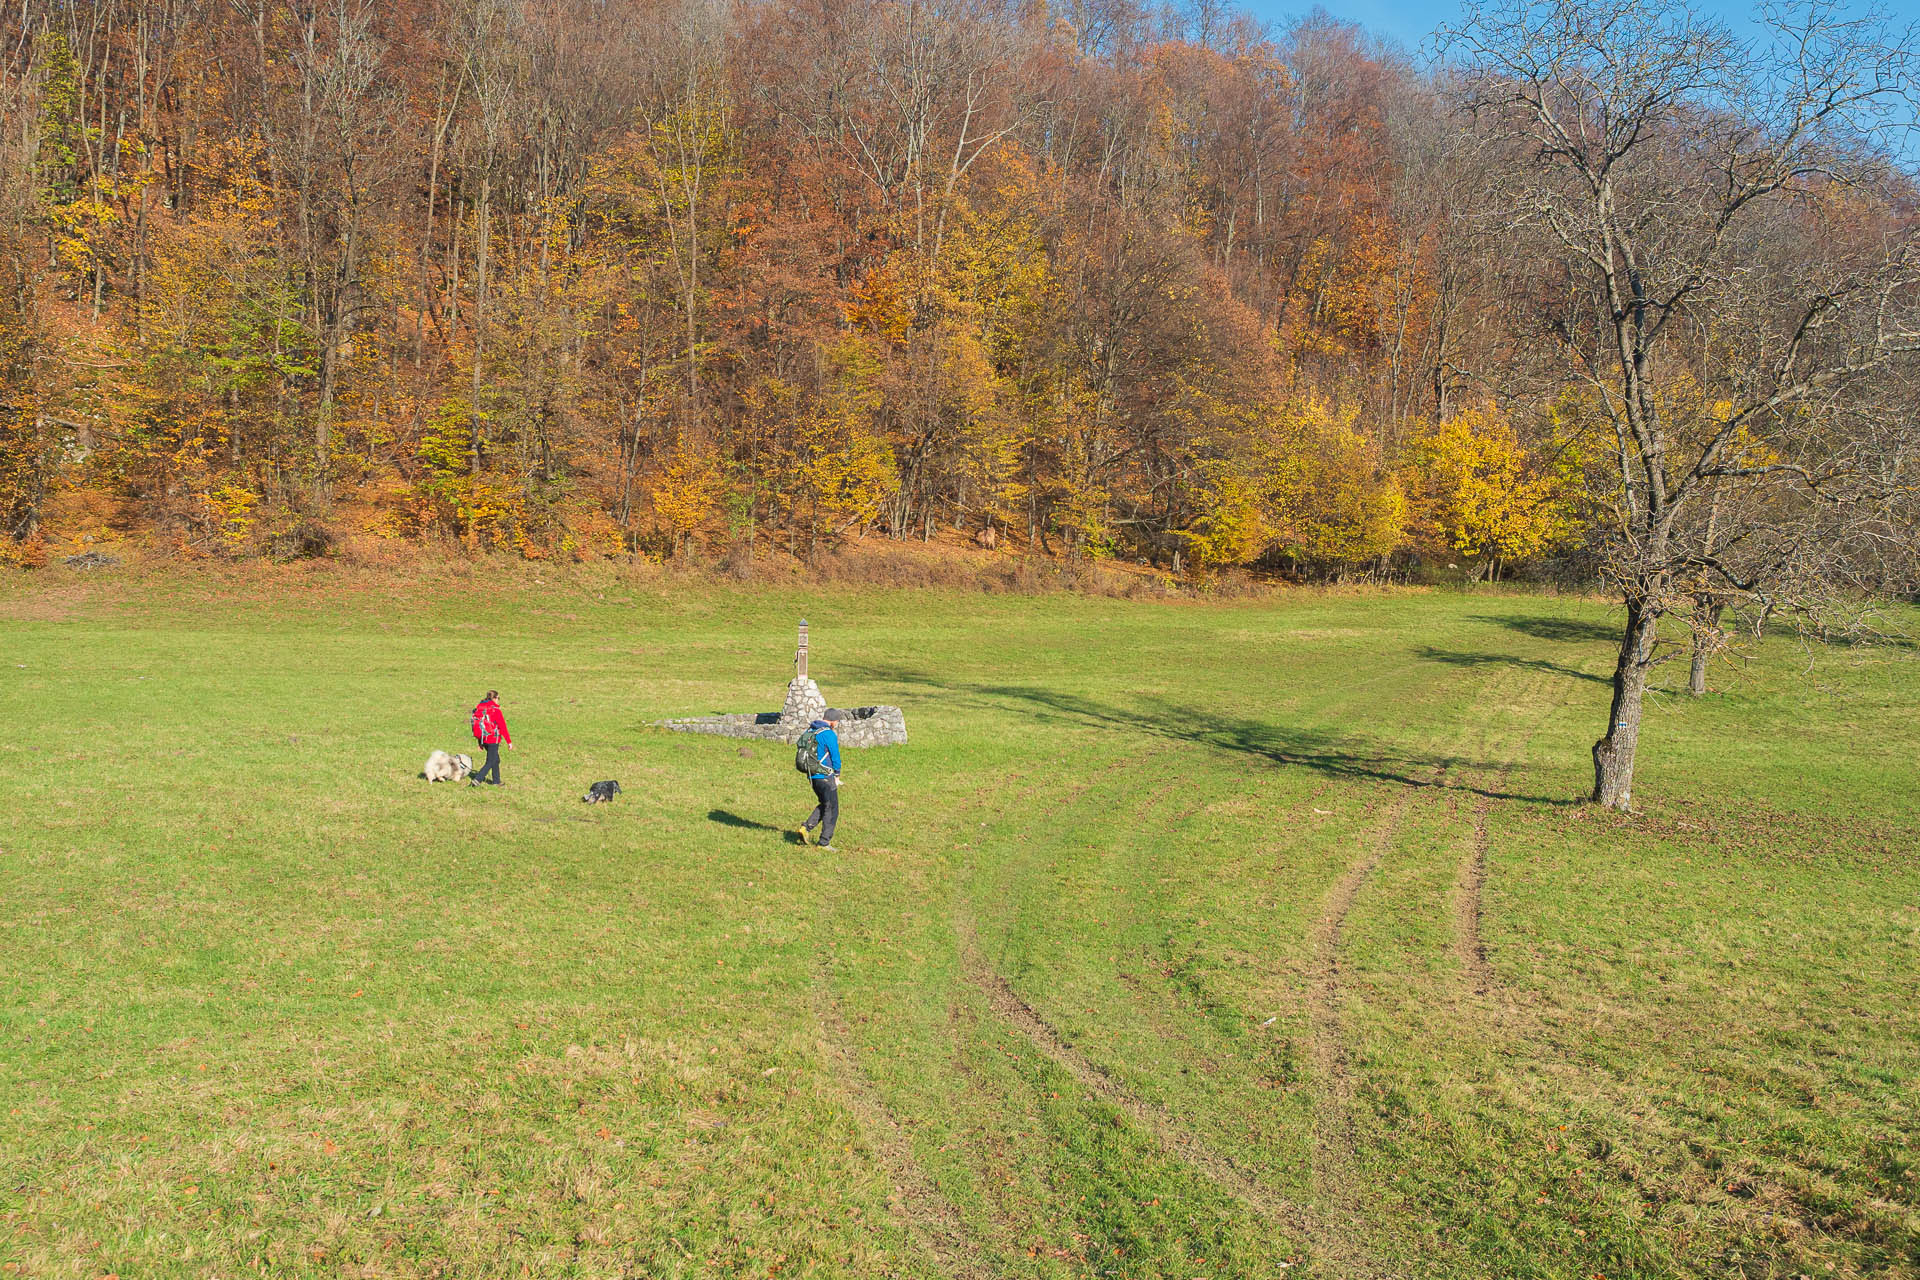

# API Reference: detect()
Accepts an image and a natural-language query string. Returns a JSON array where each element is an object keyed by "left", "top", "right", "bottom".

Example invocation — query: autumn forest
[{"left": 0, "top": 0, "right": 1915, "bottom": 588}]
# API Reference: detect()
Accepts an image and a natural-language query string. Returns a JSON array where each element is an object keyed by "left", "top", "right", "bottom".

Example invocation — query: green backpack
[{"left": 794, "top": 727, "right": 826, "bottom": 775}]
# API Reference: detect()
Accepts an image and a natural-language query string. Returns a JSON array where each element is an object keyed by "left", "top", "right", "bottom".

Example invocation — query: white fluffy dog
[{"left": 423, "top": 750, "right": 473, "bottom": 782}]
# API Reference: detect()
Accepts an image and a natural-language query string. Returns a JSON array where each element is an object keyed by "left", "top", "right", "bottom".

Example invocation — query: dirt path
[
  {"left": 1449, "top": 678, "right": 1555, "bottom": 1000},
  {"left": 1451, "top": 785, "right": 1502, "bottom": 995}
]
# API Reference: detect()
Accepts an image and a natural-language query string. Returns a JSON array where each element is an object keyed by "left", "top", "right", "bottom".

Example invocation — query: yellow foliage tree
[
  {"left": 1406, "top": 406, "right": 1580, "bottom": 580},
  {"left": 1183, "top": 456, "right": 1269, "bottom": 569},
  {"left": 649, "top": 447, "right": 726, "bottom": 556},
  {"left": 1261, "top": 398, "right": 1406, "bottom": 569},
  {"left": 938, "top": 153, "right": 1059, "bottom": 542},
  {"left": 794, "top": 338, "right": 897, "bottom": 553}
]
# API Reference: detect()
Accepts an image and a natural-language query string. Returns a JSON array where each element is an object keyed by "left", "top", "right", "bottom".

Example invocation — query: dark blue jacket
[{"left": 808, "top": 721, "right": 842, "bottom": 779}]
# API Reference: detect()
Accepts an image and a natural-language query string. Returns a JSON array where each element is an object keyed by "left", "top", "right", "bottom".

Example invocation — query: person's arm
[
  {"left": 501, "top": 710, "right": 513, "bottom": 747},
  {"left": 827, "top": 733, "right": 842, "bottom": 775}
]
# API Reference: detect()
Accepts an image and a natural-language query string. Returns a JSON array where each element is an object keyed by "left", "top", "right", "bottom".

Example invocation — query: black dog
[{"left": 582, "top": 780, "right": 622, "bottom": 804}]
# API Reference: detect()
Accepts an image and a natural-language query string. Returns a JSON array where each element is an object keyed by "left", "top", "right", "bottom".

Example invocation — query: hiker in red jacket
[{"left": 470, "top": 690, "right": 512, "bottom": 787}]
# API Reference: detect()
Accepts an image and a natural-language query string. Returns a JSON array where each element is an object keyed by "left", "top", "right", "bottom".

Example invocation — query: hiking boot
[
  {"left": 796, "top": 826, "right": 811, "bottom": 846},
  {"left": 816, "top": 843, "right": 837, "bottom": 852}
]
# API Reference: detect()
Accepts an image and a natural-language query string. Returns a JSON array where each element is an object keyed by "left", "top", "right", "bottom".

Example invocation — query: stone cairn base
[{"left": 662, "top": 678, "right": 908, "bottom": 748}]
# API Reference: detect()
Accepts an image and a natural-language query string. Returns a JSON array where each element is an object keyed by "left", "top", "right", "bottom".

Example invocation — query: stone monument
[
  {"left": 779, "top": 619, "right": 826, "bottom": 726},
  {"left": 661, "top": 620, "right": 908, "bottom": 748}
]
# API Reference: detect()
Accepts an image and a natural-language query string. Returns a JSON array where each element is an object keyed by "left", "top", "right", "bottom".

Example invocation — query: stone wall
[
  {"left": 657, "top": 711, "right": 791, "bottom": 741},
  {"left": 661, "top": 677, "right": 908, "bottom": 747},
  {"left": 832, "top": 705, "right": 909, "bottom": 748}
]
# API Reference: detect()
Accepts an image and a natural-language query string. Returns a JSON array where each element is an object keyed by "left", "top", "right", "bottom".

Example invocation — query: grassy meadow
[{"left": 1, "top": 567, "right": 1915, "bottom": 1279}]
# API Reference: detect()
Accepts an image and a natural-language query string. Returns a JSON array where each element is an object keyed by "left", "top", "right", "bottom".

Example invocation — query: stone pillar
[
  {"left": 780, "top": 677, "right": 825, "bottom": 733},
  {"left": 777, "top": 618, "right": 826, "bottom": 740}
]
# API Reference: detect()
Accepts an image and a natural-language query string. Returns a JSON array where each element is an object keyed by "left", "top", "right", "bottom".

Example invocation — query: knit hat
[{"left": 823, "top": 707, "right": 849, "bottom": 721}]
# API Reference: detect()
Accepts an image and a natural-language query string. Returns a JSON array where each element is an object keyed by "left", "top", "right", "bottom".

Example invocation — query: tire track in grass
[
  {"left": 959, "top": 762, "right": 1267, "bottom": 1222},
  {"left": 959, "top": 693, "right": 1487, "bottom": 1277},
  {"left": 953, "top": 752, "right": 1141, "bottom": 975},
  {"left": 956, "top": 760, "right": 1317, "bottom": 1250},
  {"left": 1299, "top": 665, "right": 1540, "bottom": 1273},
  {"left": 1448, "top": 674, "right": 1557, "bottom": 999},
  {"left": 943, "top": 681, "right": 1507, "bottom": 1271},
  {"left": 809, "top": 761, "right": 1034, "bottom": 1280},
  {"left": 1298, "top": 668, "right": 1561, "bottom": 1277},
  {"left": 1420, "top": 673, "right": 1873, "bottom": 1271},
  {"left": 811, "top": 965, "right": 1000, "bottom": 1280},
  {"left": 956, "top": 919, "right": 1321, "bottom": 1253},
  {"left": 1450, "top": 785, "right": 1502, "bottom": 996},
  {"left": 801, "top": 751, "right": 1141, "bottom": 1277},
  {"left": 1306, "top": 764, "right": 1444, "bottom": 1278}
]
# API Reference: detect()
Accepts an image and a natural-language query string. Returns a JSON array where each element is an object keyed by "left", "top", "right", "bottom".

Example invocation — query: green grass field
[{"left": 2, "top": 570, "right": 1916, "bottom": 1279}]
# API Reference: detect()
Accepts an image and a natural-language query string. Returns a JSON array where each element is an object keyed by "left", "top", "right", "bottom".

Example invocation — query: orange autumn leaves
[{"left": 0, "top": 2, "right": 1597, "bottom": 573}]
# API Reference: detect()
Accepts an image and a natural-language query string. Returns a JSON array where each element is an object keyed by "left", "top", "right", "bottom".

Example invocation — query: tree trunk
[
  {"left": 470, "top": 174, "right": 490, "bottom": 473},
  {"left": 1688, "top": 595, "right": 1724, "bottom": 697},
  {"left": 419, "top": 77, "right": 458, "bottom": 364},
  {"left": 1592, "top": 598, "right": 1659, "bottom": 810},
  {"left": 313, "top": 399, "right": 332, "bottom": 506}
]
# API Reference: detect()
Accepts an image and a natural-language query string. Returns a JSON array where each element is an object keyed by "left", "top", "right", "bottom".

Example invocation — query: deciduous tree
[{"left": 1446, "top": 0, "right": 1920, "bottom": 809}]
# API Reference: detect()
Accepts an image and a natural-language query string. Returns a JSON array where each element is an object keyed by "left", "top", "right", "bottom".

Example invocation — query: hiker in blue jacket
[{"left": 797, "top": 709, "right": 845, "bottom": 850}]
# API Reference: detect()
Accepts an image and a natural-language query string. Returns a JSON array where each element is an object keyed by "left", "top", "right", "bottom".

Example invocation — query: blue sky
[
  {"left": 1234, "top": 0, "right": 1920, "bottom": 60},
  {"left": 1231, "top": 0, "right": 1920, "bottom": 165},
  {"left": 1235, "top": 0, "right": 1459, "bottom": 52}
]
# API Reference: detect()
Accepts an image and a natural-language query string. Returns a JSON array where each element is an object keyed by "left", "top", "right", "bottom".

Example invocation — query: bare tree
[
  {"left": 638, "top": 0, "right": 730, "bottom": 434},
  {"left": 0, "top": 40, "right": 58, "bottom": 543},
  {"left": 283, "top": 0, "right": 396, "bottom": 503},
  {"left": 450, "top": 0, "right": 521, "bottom": 472},
  {"left": 1444, "top": 0, "right": 1920, "bottom": 809}
]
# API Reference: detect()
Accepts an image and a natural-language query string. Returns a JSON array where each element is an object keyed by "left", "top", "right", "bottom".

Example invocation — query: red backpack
[{"left": 471, "top": 702, "right": 495, "bottom": 743}]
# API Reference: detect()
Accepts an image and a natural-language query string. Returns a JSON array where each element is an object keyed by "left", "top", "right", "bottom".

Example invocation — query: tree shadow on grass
[
  {"left": 1415, "top": 645, "right": 1610, "bottom": 686},
  {"left": 1474, "top": 611, "right": 1919, "bottom": 653},
  {"left": 842, "top": 663, "right": 1576, "bottom": 806},
  {"left": 709, "top": 809, "right": 804, "bottom": 843},
  {"left": 1800, "top": 628, "right": 1918, "bottom": 651},
  {"left": 1469, "top": 614, "right": 1621, "bottom": 645}
]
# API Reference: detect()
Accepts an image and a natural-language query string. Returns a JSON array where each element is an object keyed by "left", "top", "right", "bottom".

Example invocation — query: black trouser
[
  {"left": 803, "top": 776, "right": 838, "bottom": 844},
  {"left": 473, "top": 741, "right": 502, "bottom": 784}
]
